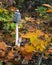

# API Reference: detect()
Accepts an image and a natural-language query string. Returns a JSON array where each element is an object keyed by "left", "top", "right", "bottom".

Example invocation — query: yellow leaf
[
  {"left": 40, "top": 43, "right": 45, "bottom": 49},
  {"left": 36, "top": 30, "right": 44, "bottom": 36},
  {"left": 25, "top": 17, "right": 30, "bottom": 21},
  {"left": 21, "top": 19, "right": 25, "bottom": 23},
  {"left": 18, "top": 24, "right": 23, "bottom": 28},
  {"left": 30, "top": 36, "right": 38, "bottom": 43},
  {"left": 36, "top": 45, "right": 40, "bottom": 50},
  {"left": 0, "top": 8, "right": 3, "bottom": 13},
  {"left": 39, "top": 13, "right": 42, "bottom": 16},
  {"left": 40, "top": 47, "right": 44, "bottom": 52}
]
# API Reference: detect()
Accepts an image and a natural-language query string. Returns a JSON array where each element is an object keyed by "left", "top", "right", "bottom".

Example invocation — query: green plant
[
  {"left": 37, "top": 6, "right": 51, "bottom": 19},
  {"left": 0, "top": 8, "right": 14, "bottom": 22},
  {"left": 37, "top": 6, "right": 47, "bottom": 16}
]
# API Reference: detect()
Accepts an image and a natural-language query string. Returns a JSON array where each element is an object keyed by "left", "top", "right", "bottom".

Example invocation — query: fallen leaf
[{"left": 42, "top": 4, "right": 52, "bottom": 8}]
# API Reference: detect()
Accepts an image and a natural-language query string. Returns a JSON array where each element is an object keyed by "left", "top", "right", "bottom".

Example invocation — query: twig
[{"left": 37, "top": 53, "right": 44, "bottom": 65}]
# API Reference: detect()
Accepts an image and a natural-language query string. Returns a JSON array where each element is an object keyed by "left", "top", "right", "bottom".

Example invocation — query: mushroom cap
[{"left": 16, "top": 9, "right": 19, "bottom": 12}]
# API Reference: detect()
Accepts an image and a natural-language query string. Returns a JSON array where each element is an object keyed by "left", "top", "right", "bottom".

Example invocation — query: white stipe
[{"left": 16, "top": 23, "right": 20, "bottom": 46}]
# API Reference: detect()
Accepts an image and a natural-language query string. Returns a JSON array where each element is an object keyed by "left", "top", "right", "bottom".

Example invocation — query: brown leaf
[
  {"left": 48, "top": 47, "right": 52, "bottom": 54},
  {"left": 46, "top": 9, "right": 52, "bottom": 13},
  {"left": 42, "top": 4, "right": 52, "bottom": 8},
  {"left": 7, "top": 51, "right": 14, "bottom": 59},
  {"left": 0, "top": 41, "right": 7, "bottom": 50},
  {"left": 8, "top": 6, "right": 17, "bottom": 12}
]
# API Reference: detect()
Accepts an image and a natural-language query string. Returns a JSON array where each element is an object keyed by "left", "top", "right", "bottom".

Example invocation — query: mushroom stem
[{"left": 16, "top": 23, "right": 20, "bottom": 46}]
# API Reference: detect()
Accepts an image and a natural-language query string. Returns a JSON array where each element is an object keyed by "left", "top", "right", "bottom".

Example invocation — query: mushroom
[{"left": 13, "top": 10, "right": 21, "bottom": 46}]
